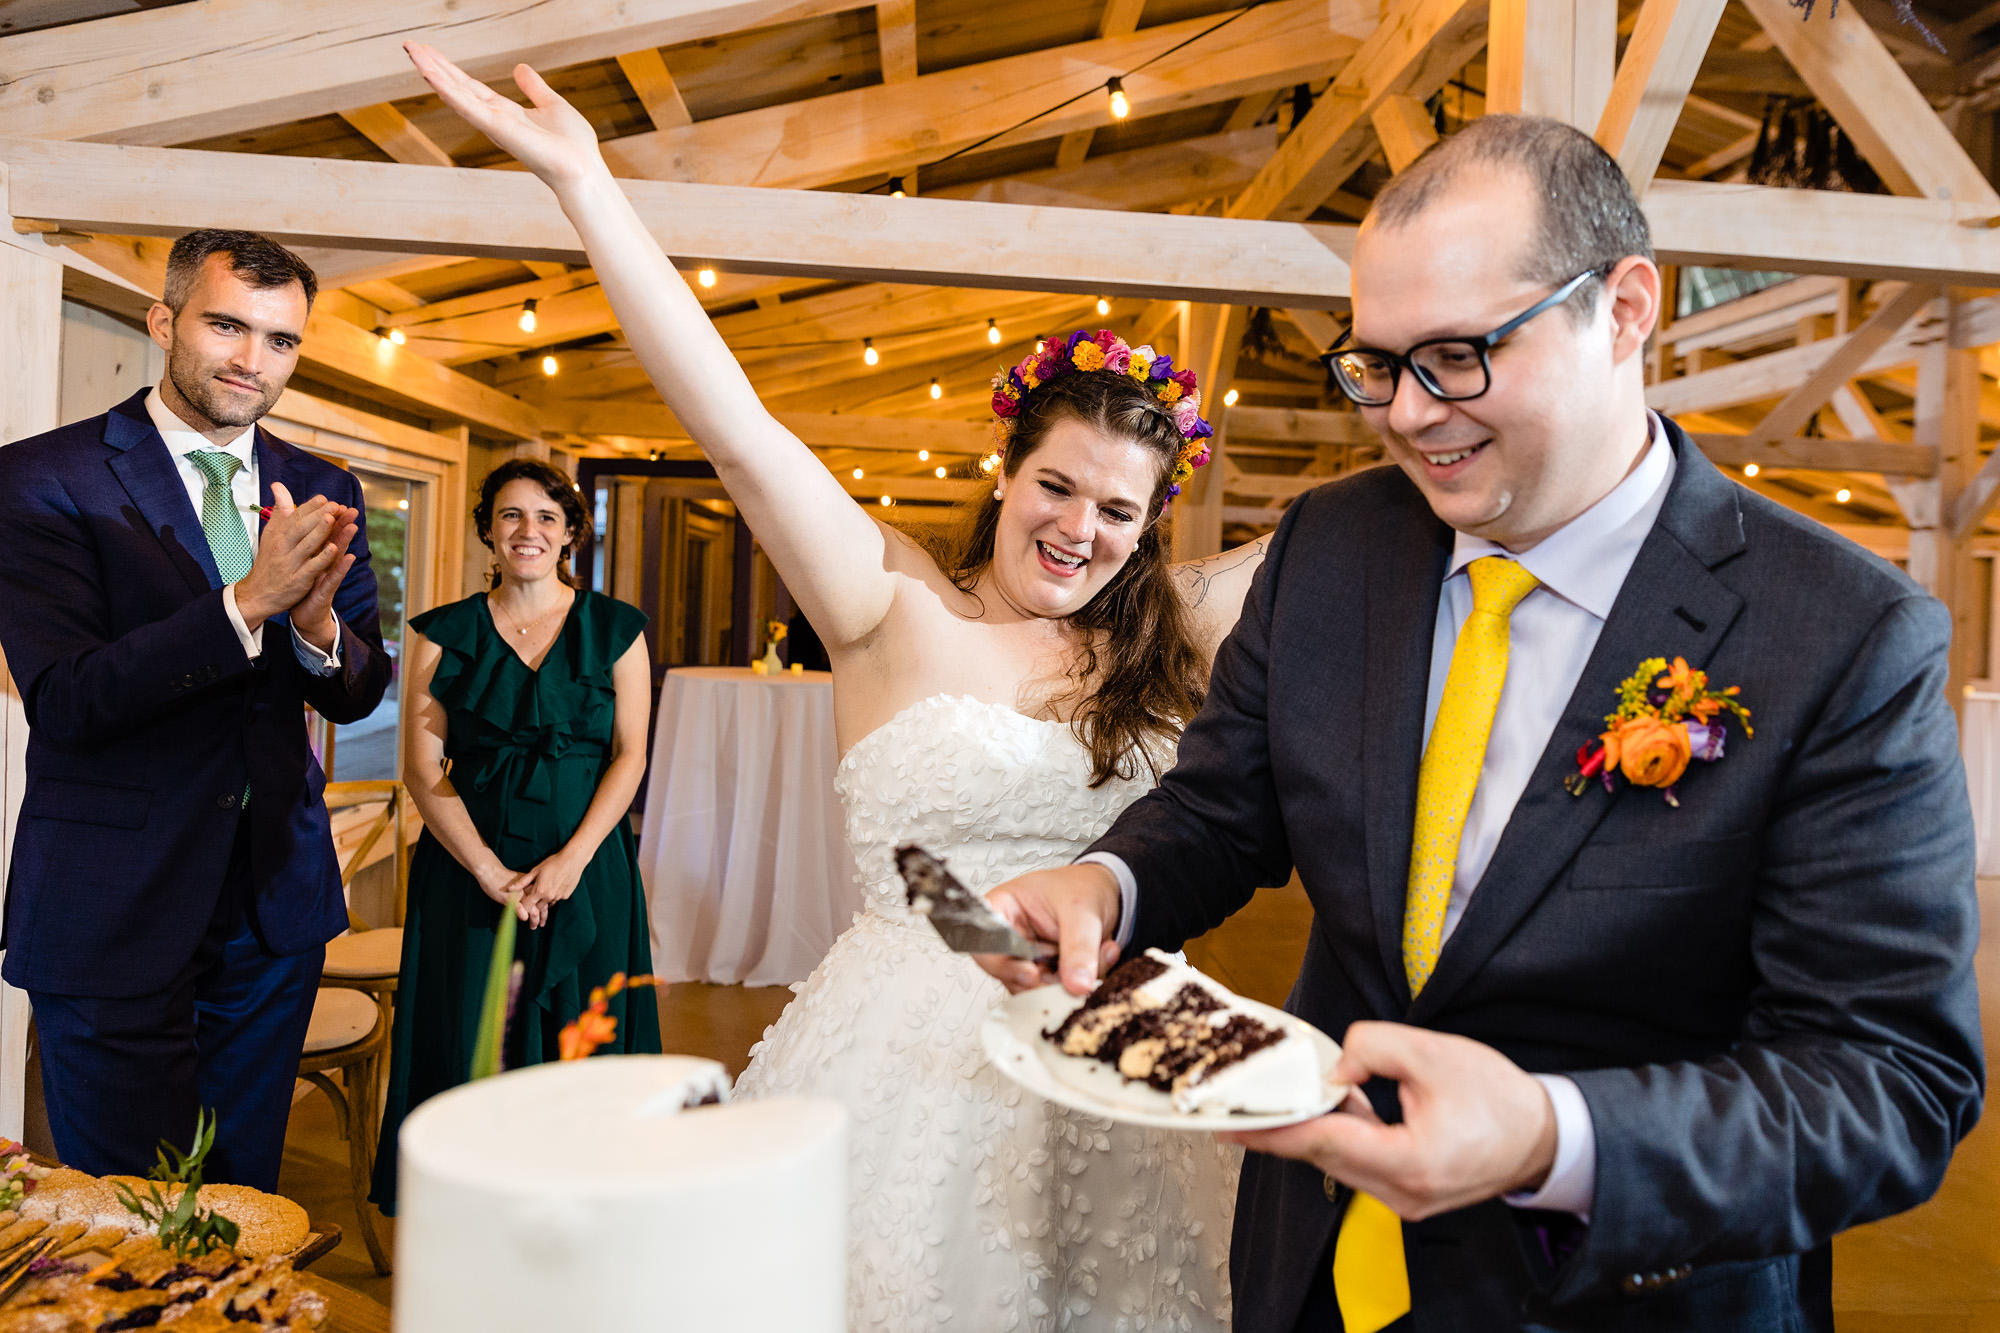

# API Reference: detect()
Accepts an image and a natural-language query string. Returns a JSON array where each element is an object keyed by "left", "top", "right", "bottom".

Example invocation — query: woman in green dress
[{"left": 370, "top": 458, "right": 660, "bottom": 1214}]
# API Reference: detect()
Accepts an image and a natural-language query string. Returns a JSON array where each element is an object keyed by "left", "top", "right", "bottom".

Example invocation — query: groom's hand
[
  {"left": 978, "top": 864, "right": 1123, "bottom": 996},
  {"left": 1223, "top": 1023, "right": 1558, "bottom": 1221}
]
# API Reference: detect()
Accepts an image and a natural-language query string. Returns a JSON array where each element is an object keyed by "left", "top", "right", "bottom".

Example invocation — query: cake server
[{"left": 897, "top": 844, "right": 1056, "bottom": 961}]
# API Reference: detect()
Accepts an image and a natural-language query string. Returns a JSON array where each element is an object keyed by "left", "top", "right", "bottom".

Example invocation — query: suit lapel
[
  {"left": 103, "top": 393, "right": 220, "bottom": 595},
  {"left": 256, "top": 425, "right": 304, "bottom": 520},
  {"left": 1359, "top": 485, "right": 1454, "bottom": 1011},
  {"left": 1409, "top": 424, "right": 1748, "bottom": 1022}
]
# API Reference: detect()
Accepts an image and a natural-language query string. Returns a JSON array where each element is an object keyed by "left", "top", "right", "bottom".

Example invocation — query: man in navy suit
[
  {"left": 983, "top": 118, "right": 1980, "bottom": 1330},
  {"left": 0, "top": 229, "right": 392, "bottom": 1190}
]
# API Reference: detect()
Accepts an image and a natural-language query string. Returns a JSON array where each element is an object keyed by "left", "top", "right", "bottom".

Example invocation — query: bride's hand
[{"left": 404, "top": 41, "right": 607, "bottom": 187}]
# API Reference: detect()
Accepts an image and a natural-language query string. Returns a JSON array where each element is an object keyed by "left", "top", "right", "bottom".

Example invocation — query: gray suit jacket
[{"left": 1091, "top": 419, "right": 1982, "bottom": 1331}]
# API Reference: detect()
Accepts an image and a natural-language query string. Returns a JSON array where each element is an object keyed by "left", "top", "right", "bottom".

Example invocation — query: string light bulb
[
  {"left": 541, "top": 354, "right": 559, "bottom": 377},
  {"left": 863, "top": 337, "right": 879, "bottom": 366},
  {"left": 1743, "top": 462, "right": 1761, "bottom": 478},
  {"left": 697, "top": 268, "right": 717, "bottom": 288},
  {"left": 853, "top": 468, "right": 865, "bottom": 480},
  {"left": 934, "top": 466, "right": 946, "bottom": 478},
  {"left": 889, "top": 177, "right": 907, "bottom": 198},
  {"left": 1835, "top": 487, "right": 1852, "bottom": 503},
  {"left": 518, "top": 299, "right": 538, "bottom": 334},
  {"left": 918, "top": 449, "right": 930, "bottom": 461},
  {"left": 1096, "top": 296, "right": 1111, "bottom": 316},
  {"left": 879, "top": 495, "right": 892, "bottom": 507},
  {"left": 1222, "top": 387, "right": 1239, "bottom": 407},
  {"left": 929, "top": 379, "right": 942, "bottom": 400},
  {"left": 1107, "top": 77, "right": 1130, "bottom": 120},
  {"left": 987, "top": 319, "right": 1001, "bottom": 345},
  {"left": 1034, "top": 339, "right": 1045, "bottom": 354}
]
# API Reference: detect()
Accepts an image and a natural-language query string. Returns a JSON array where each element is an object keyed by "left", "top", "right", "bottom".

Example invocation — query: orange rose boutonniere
[{"left": 1566, "top": 656, "right": 1751, "bottom": 807}]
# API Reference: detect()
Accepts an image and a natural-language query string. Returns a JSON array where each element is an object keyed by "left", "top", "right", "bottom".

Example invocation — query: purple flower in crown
[
  {"left": 1065, "top": 328, "right": 1091, "bottom": 357},
  {"left": 1166, "top": 482, "right": 1183, "bottom": 498},
  {"left": 1685, "top": 718, "right": 1727, "bottom": 763},
  {"left": 1149, "top": 353, "right": 1176, "bottom": 381},
  {"left": 1187, "top": 416, "right": 1214, "bottom": 441}
]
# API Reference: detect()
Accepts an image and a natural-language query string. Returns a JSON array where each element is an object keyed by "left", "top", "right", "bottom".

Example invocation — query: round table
[{"left": 639, "top": 667, "right": 862, "bottom": 986}]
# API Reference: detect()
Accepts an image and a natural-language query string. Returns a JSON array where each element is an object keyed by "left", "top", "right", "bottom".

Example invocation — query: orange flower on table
[{"left": 1601, "top": 715, "right": 1692, "bottom": 790}]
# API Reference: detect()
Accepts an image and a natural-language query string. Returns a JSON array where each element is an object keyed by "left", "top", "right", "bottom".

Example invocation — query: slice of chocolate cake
[{"left": 1045, "top": 949, "right": 1322, "bottom": 1115}]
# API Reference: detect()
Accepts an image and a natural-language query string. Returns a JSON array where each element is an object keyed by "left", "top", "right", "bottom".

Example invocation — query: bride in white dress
[{"left": 409, "top": 43, "right": 1274, "bottom": 1331}]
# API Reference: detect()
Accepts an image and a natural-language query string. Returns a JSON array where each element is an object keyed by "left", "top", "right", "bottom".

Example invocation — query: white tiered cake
[{"left": 394, "top": 1055, "right": 847, "bottom": 1331}]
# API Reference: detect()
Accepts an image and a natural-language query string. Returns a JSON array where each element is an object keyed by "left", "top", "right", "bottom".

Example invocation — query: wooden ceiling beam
[
  {"left": 542, "top": 403, "right": 989, "bottom": 451},
  {"left": 933, "top": 126, "right": 1277, "bottom": 214},
  {"left": 1053, "top": 0, "right": 1151, "bottom": 171},
  {"left": 0, "top": 0, "right": 862, "bottom": 147},
  {"left": 598, "top": 0, "right": 1375, "bottom": 189},
  {"left": 874, "top": 0, "right": 918, "bottom": 84},
  {"left": 1740, "top": 0, "right": 2000, "bottom": 210},
  {"left": 1225, "top": 0, "right": 1489, "bottom": 223},
  {"left": 338, "top": 104, "right": 455, "bottom": 168},
  {"left": 616, "top": 49, "right": 694, "bottom": 132},
  {"left": 1593, "top": 0, "right": 1730, "bottom": 192},
  {"left": 1486, "top": 0, "right": 1615, "bottom": 128},
  {"left": 1369, "top": 95, "right": 1438, "bottom": 173},
  {"left": 0, "top": 138, "right": 1355, "bottom": 306},
  {"left": 1689, "top": 433, "right": 1939, "bottom": 476},
  {"left": 1744, "top": 282, "right": 1937, "bottom": 443}
]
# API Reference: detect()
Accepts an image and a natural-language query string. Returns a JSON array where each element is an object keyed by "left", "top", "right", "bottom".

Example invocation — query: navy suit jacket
[
  {"left": 0, "top": 389, "right": 392, "bottom": 997},
  {"left": 1092, "top": 420, "right": 1983, "bottom": 1331}
]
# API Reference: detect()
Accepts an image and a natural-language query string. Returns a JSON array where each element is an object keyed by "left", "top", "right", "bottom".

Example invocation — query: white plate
[{"left": 980, "top": 983, "right": 1348, "bottom": 1131}]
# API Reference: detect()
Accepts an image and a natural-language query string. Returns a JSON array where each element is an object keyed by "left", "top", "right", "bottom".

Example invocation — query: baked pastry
[
  {"left": 0, "top": 1240, "right": 326, "bottom": 1330},
  {"left": 1046, "top": 949, "right": 1324, "bottom": 1114}
]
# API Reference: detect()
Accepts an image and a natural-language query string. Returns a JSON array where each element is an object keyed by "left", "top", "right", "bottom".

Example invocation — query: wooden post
[
  {"left": 1171, "top": 304, "right": 1244, "bottom": 561},
  {"left": 0, "top": 233, "right": 63, "bottom": 1142},
  {"left": 1909, "top": 295, "right": 1981, "bottom": 713},
  {"left": 1487, "top": 0, "right": 1613, "bottom": 128}
]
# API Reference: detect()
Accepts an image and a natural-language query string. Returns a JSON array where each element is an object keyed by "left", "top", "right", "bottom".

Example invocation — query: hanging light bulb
[
  {"left": 541, "top": 354, "right": 559, "bottom": 377},
  {"left": 863, "top": 337, "right": 879, "bottom": 366},
  {"left": 1743, "top": 462, "right": 1760, "bottom": 478},
  {"left": 1107, "top": 77, "right": 1130, "bottom": 121},
  {"left": 1034, "top": 339, "right": 1045, "bottom": 354},
  {"left": 929, "top": 379, "right": 942, "bottom": 400},
  {"left": 518, "top": 299, "right": 538, "bottom": 334},
  {"left": 375, "top": 327, "right": 394, "bottom": 350},
  {"left": 934, "top": 465, "right": 946, "bottom": 478},
  {"left": 697, "top": 267, "right": 717, "bottom": 288},
  {"left": 1222, "top": 387, "right": 1239, "bottom": 407},
  {"left": 879, "top": 495, "right": 892, "bottom": 507},
  {"left": 1096, "top": 296, "right": 1111, "bottom": 316},
  {"left": 1835, "top": 487, "right": 1852, "bottom": 503},
  {"left": 987, "top": 319, "right": 1001, "bottom": 345},
  {"left": 889, "top": 177, "right": 907, "bottom": 198},
  {"left": 918, "top": 449, "right": 930, "bottom": 461},
  {"left": 853, "top": 468, "right": 865, "bottom": 480}
]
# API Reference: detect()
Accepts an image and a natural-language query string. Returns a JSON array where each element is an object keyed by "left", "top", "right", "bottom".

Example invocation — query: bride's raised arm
[
  {"left": 406, "top": 44, "right": 901, "bottom": 653},
  {"left": 1173, "top": 532, "right": 1273, "bottom": 663}
]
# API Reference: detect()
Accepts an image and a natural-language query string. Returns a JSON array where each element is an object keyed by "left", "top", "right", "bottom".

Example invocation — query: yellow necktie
[{"left": 1332, "top": 555, "right": 1540, "bottom": 1333}]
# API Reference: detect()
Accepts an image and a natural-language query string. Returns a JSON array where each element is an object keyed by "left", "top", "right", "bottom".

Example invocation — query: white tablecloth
[
  {"left": 640, "top": 667, "right": 862, "bottom": 986},
  {"left": 1965, "top": 692, "right": 1999, "bottom": 878}
]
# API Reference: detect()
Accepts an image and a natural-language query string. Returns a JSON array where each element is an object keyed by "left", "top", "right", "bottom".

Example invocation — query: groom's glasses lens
[{"left": 1327, "top": 342, "right": 1490, "bottom": 407}]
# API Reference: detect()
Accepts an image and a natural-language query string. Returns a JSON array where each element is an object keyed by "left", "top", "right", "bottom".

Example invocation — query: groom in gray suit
[{"left": 983, "top": 116, "right": 1981, "bottom": 1332}]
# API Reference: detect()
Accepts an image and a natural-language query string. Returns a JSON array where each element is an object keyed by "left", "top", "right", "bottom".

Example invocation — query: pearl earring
[{"left": 993, "top": 487, "right": 1004, "bottom": 501}]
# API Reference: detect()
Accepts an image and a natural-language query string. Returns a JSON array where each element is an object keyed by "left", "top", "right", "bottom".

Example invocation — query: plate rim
[{"left": 980, "top": 982, "right": 1346, "bottom": 1132}]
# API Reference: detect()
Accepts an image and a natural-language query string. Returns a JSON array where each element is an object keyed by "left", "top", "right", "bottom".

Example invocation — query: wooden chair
[
  {"left": 298, "top": 987, "right": 392, "bottom": 1275},
  {"left": 301, "top": 779, "right": 412, "bottom": 1276}
]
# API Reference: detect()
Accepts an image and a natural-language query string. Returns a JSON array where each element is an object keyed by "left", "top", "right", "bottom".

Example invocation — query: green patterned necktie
[{"left": 189, "top": 449, "right": 254, "bottom": 584}]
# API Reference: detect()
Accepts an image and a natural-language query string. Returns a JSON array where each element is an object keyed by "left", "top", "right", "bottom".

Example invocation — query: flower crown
[{"left": 988, "top": 328, "right": 1214, "bottom": 507}]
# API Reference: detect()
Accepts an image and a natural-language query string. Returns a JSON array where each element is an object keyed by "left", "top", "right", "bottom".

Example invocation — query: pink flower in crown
[
  {"left": 992, "top": 387, "right": 1020, "bottom": 418},
  {"left": 1173, "top": 399, "right": 1203, "bottom": 436},
  {"left": 1171, "top": 368, "right": 1200, "bottom": 396},
  {"left": 1181, "top": 389, "right": 1201, "bottom": 415},
  {"left": 1101, "top": 341, "right": 1131, "bottom": 374}
]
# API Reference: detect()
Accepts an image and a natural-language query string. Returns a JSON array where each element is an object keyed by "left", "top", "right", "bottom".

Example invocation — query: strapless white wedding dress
[{"left": 735, "top": 695, "right": 1239, "bottom": 1331}]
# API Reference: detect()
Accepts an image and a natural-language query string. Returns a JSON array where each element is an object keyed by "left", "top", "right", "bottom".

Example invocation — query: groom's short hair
[
  {"left": 1369, "top": 114, "right": 1654, "bottom": 322},
  {"left": 163, "top": 228, "right": 319, "bottom": 315}
]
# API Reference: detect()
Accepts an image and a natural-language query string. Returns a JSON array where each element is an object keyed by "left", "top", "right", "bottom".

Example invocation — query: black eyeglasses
[{"left": 1319, "top": 268, "right": 1602, "bottom": 407}]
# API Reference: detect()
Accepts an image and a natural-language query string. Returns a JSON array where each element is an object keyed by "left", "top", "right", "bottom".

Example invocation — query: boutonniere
[{"left": 1565, "top": 656, "right": 1752, "bottom": 807}]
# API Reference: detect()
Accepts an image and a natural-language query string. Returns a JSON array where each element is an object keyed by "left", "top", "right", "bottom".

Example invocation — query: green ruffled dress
[{"left": 369, "top": 589, "right": 661, "bottom": 1215}]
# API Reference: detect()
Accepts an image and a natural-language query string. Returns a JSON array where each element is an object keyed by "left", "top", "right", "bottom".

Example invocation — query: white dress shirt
[
  {"left": 1085, "top": 411, "right": 1677, "bottom": 1223},
  {"left": 145, "top": 388, "right": 341, "bottom": 676}
]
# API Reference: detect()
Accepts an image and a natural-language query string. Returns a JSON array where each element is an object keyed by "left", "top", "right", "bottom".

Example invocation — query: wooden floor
[{"left": 271, "top": 877, "right": 2000, "bottom": 1324}]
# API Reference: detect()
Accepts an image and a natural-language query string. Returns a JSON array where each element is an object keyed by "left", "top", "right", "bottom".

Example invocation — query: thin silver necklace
[{"left": 491, "top": 591, "right": 570, "bottom": 637}]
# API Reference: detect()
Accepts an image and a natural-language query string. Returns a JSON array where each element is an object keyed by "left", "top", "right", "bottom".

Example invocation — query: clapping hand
[
  {"left": 271, "top": 483, "right": 356, "bottom": 654},
  {"left": 236, "top": 482, "right": 357, "bottom": 634},
  {"left": 405, "top": 42, "right": 607, "bottom": 188},
  {"left": 1223, "top": 1022, "right": 1560, "bottom": 1220}
]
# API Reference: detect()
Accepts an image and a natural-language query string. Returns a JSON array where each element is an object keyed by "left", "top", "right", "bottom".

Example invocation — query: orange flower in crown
[{"left": 987, "top": 328, "right": 1213, "bottom": 509}]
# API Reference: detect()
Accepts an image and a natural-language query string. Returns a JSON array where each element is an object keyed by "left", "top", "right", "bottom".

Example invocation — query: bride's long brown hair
[{"left": 936, "top": 371, "right": 1206, "bottom": 787}]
